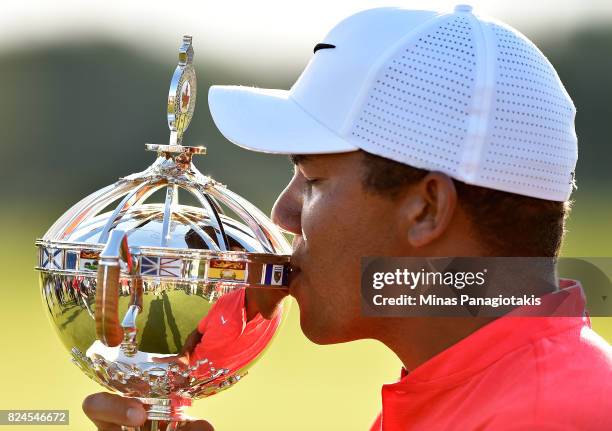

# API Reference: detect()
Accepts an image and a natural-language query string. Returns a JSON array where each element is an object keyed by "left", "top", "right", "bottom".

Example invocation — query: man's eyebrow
[{"left": 289, "top": 154, "right": 311, "bottom": 165}]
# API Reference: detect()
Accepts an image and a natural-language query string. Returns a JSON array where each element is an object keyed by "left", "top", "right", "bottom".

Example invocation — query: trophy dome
[
  {"left": 37, "top": 144, "right": 291, "bottom": 280},
  {"left": 40, "top": 149, "right": 290, "bottom": 257},
  {"left": 44, "top": 174, "right": 287, "bottom": 254},
  {"left": 37, "top": 146, "right": 291, "bottom": 284}
]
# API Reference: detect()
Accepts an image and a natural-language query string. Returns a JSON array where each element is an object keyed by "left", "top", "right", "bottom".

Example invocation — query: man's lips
[{"left": 288, "top": 249, "right": 303, "bottom": 291}]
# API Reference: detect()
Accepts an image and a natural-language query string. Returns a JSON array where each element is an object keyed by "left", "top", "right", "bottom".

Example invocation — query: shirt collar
[{"left": 388, "top": 279, "right": 588, "bottom": 390}]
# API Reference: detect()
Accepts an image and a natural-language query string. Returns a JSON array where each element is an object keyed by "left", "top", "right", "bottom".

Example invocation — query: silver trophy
[{"left": 35, "top": 36, "right": 291, "bottom": 430}]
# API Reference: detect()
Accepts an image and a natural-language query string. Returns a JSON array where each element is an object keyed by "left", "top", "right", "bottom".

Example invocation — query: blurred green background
[{"left": 1, "top": 1, "right": 611, "bottom": 430}]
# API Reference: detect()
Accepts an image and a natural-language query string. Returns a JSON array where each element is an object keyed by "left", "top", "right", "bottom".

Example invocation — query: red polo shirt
[
  {"left": 192, "top": 288, "right": 281, "bottom": 376},
  {"left": 371, "top": 280, "right": 612, "bottom": 430}
]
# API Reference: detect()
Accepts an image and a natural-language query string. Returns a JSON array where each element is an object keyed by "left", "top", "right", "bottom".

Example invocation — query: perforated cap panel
[
  {"left": 478, "top": 22, "right": 577, "bottom": 200},
  {"left": 350, "top": 14, "right": 476, "bottom": 176}
]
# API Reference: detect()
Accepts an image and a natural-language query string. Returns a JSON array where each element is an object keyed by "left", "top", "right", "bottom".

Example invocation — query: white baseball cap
[{"left": 208, "top": 4, "right": 578, "bottom": 201}]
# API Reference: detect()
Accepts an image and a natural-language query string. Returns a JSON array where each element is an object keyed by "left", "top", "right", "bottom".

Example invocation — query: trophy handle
[{"left": 95, "top": 230, "right": 142, "bottom": 354}]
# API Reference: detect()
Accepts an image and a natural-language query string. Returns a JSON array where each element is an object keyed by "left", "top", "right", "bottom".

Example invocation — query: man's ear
[{"left": 400, "top": 172, "right": 457, "bottom": 248}]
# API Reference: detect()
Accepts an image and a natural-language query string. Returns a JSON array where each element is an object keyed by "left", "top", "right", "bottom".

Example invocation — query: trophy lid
[{"left": 36, "top": 35, "right": 291, "bottom": 288}]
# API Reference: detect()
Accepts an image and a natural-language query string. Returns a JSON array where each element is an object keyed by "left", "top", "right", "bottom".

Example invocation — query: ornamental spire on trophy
[{"left": 165, "top": 35, "right": 198, "bottom": 148}]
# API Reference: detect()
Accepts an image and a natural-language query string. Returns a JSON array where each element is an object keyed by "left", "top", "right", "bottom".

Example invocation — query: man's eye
[{"left": 303, "top": 178, "right": 320, "bottom": 193}]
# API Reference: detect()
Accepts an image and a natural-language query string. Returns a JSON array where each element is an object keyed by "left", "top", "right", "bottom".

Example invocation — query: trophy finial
[
  {"left": 178, "top": 35, "right": 194, "bottom": 66},
  {"left": 168, "top": 35, "right": 197, "bottom": 146}
]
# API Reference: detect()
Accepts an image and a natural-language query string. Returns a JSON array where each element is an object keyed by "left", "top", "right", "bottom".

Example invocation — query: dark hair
[{"left": 360, "top": 150, "right": 570, "bottom": 257}]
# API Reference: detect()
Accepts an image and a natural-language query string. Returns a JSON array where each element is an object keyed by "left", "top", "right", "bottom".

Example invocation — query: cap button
[{"left": 454, "top": 4, "right": 473, "bottom": 13}]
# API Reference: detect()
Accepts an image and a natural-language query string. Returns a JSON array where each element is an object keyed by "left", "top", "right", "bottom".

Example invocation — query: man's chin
[{"left": 298, "top": 313, "right": 351, "bottom": 345}]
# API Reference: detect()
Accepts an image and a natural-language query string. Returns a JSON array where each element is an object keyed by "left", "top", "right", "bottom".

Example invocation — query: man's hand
[{"left": 82, "top": 392, "right": 214, "bottom": 430}]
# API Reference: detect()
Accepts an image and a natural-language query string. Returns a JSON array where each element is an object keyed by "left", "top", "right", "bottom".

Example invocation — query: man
[{"left": 83, "top": 5, "right": 612, "bottom": 430}]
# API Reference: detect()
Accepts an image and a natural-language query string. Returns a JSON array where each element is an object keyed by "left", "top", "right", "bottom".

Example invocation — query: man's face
[{"left": 272, "top": 151, "right": 413, "bottom": 344}]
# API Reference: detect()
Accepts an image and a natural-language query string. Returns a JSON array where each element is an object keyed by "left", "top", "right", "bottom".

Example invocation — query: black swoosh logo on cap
[{"left": 313, "top": 43, "right": 336, "bottom": 53}]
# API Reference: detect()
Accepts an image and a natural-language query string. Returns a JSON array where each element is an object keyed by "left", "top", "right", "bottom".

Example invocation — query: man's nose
[{"left": 271, "top": 181, "right": 302, "bottom": 236}]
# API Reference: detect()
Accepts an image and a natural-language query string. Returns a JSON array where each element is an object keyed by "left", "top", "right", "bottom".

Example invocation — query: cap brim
[{"left": 208, "top": 85, "right": 358, "bottom": 155}]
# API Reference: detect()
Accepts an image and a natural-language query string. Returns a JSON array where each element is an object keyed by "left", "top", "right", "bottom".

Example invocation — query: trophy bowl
[{"left": 35, "top": 36, "right": 292, "bottom": 429}]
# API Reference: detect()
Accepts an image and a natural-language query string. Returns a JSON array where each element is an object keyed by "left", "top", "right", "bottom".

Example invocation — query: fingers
[
  {"left": 82, "top": 392, "right": 147, "bottom": 430},
  {"left": 82, "top": 393, "right": 214, "bottom": 431}
]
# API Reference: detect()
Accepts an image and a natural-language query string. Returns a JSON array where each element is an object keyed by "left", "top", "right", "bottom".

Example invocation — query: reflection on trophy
[{"left": 35, "top": 36, "right": 291, "bottom": 430}]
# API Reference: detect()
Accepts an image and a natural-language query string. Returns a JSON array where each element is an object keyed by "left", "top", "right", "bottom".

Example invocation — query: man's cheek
[{"left": 300, "top": 202, "right": 326, "bottom": 243}]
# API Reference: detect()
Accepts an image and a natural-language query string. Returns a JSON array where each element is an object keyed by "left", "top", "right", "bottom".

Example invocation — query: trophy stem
[{"left": 137, "top": 397, "right": 189, "bottom": 423}]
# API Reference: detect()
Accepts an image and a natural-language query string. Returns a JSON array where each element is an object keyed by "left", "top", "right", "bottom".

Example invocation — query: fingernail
[{"left": 127, "top": 407, "right": 146, "bottom": 424}]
